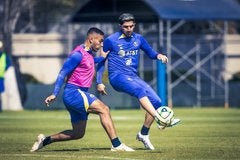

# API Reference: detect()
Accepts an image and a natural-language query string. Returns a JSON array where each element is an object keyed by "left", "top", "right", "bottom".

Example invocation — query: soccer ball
[{"left": 156, "top": 106, "right": 174, "bottom": 128}]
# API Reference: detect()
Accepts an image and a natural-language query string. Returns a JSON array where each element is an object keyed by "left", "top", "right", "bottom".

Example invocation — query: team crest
[{"left": 133, "top": 41, "right": 138, "bottom": 47}]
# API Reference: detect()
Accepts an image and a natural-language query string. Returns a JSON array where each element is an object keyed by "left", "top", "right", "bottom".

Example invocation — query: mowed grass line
[{"left": 0, "top": 108, "right": 240, "bottom": 160}]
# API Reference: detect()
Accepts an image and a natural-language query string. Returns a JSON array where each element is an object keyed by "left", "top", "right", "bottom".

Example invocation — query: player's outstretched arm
[{"left": 96, "top": 56, "right": 107, "bottom": 95}]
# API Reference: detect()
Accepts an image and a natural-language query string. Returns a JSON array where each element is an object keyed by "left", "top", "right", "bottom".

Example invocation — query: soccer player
[
  {"left": 97, "top": 13, "right": 180, "bottom": 150},
  {"left": 30, "top": 27, "right": 134, "bottom": 152}
]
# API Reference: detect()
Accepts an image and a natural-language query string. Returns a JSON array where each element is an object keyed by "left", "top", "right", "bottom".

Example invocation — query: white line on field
[{"left": 1, "top": 154, "right": 143, "bottom": 160}]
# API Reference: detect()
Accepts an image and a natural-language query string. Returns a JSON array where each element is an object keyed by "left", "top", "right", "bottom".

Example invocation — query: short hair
[
  {"left": 87, "top": 27, "right": 104, "bottom": 36},
  {"left": 118, "top": 13, "right": 135, "bottom": 25}
]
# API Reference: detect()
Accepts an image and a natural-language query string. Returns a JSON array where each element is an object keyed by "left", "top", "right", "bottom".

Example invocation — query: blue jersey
[
  {"left": 97, "top": 31, "right": 162, "bottom": 109},
  {"left": 97, "top": 31, "right": 159, "bottom": 83}
]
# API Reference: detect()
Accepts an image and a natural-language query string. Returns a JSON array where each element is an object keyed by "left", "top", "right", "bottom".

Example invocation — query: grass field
[{"left": 0, "top": 108, "right": 240, "bottom": 160}]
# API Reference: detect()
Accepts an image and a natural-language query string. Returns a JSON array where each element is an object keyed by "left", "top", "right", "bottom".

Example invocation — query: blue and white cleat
[
  {"left": 157, "top": 118, "right": 181, "bottom": 130},
  {"left": 111, "top": 143, "right": 135, "bottom": 152},
  {"left": 136, "top": 132, "right": 155, "bottom": 150},
  {"left": 30, "top": 134, "right": 45, "bottom": 152}
]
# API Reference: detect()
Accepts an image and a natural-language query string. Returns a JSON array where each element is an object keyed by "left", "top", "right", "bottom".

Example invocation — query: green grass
[{"left": 0, "top": 108, "right": 240, "bottom": 160}]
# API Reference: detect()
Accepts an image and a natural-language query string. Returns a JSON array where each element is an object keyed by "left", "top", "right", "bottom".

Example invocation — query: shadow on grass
[
  {"left": 48, "top": 148, "right": 111, "bottom": 152},
  {"left": 134, "top": 148, "right": 163, "bottom": 153},
  {"left": 40, "top": 148, "right": 163, "bottom": 152}
]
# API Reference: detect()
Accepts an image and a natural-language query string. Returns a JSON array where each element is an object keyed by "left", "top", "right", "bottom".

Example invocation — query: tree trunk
[{"left": 0, "top": 0, "right": 28, "bottom": 106}]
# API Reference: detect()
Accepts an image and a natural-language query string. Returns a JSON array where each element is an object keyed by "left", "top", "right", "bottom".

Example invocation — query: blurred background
[{"left": 0, "top": 0, "right": 240, "bottom": 110}]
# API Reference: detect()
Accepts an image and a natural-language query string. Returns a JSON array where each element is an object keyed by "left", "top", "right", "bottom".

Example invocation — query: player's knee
[
  {"left": 101, "top": 104, "right": 110, "bottom": 114},
  {"left": 72, "top": 132, "right": 85, "bottom": 139}
]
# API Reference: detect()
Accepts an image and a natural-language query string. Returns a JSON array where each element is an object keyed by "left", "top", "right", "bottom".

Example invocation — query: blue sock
[
  {"left": 141, "top": 125, "right": 149, "bottom": 135},
  {"left": 43, "top": 136, "right": 52, "bottom": 146},
  {"left": 111, "top": 137, "right": 121, "bottom": 147}
]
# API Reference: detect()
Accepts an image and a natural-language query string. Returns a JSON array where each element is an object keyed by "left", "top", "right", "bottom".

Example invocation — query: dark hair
[
  {"left": 118, "top": 13, "right": 135, "bottom": 25},
  {"left": 87, "top": 27, "right": 104, "bottom": 36}
]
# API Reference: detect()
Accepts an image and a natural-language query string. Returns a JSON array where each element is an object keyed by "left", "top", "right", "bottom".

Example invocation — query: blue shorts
[
  {"left": 63, "top": 84, "right": 97, "bottom": 123},
  {"left": 109, "top": 74, "right": 162, "bottom": 110}
]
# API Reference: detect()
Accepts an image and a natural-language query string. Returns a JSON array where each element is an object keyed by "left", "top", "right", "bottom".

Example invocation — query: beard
[{"left": 124, "top": 32, "right": 132, "bottom": 37}]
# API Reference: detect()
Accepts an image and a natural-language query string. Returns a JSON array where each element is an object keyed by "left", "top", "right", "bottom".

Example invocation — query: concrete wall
[
  {"left": 224, "top": 35, "right": 240, "bottom": 80},
  {"left": 13, "top": 34, "right": 69, "bottom": 84},
  {"left": 12, "top": 34, "right": 240, "bottom": 84}
]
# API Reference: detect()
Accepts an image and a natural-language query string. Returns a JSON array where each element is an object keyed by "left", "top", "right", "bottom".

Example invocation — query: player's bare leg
[
  {"left": 135, "top": 97, "right": 156, "bottom": 150},
  {"left": 88, "top": 99, "right": 117, "bottom": 140},
  {"left": 136, "top": 96, "right": 180, "bottom": 150},
  {"left": 51, "top": 121, "right": 87, "bottom": 141},
  {"left": 143, "top": 112, "right": 155, "bottom": 128},
  {"left": 139, "top": 96, "right": 163, "bottom": 123},
  {"left": 31, "top": 100, "right": 134, "bottom": 152},
  {"left": 30, "top": 121, "right": 87, "bottom": 152},
  {"left": 139, "top": 96, "right": 180, "bottom": 128},
  {"left": 88, "top": 99, "right": 134, "bottom": 151},
  {"left": 136, "top": 111, "right": 155, "bottom": 150}
]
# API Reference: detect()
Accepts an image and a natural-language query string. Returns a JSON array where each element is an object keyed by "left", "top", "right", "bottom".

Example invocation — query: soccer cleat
[
  {"left": 169, "top": 118, "right": 181, "bottom": 127},
  {"left": 136, "top": 132, "right": 155, "bottom": 150},
  {"left": 157, "top": 118, "right": 181, "bottom": 130},
  {"left": 30, "top": 134, "right": 46, "bottom": 152},
  {"left": 111, "top": 143, "right": 135, "bottom": 152}
]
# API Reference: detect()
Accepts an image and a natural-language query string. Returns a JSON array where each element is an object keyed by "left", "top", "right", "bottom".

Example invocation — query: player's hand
[
  {"left": 157, "top": 54, "right": 168, "bottom": 63},
  {"left": 45, "top": 95, "right": 56, "bottom": 107},
  {"left": 100, "top": 47, "right": 109, "bottom": 58},
  {"left": 97, "top": 83, "right": 108, "bottom": 95}
]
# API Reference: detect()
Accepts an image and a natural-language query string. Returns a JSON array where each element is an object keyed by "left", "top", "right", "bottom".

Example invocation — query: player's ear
[{"left": 89, "top": 36, "right": 93, "bottom": 43}]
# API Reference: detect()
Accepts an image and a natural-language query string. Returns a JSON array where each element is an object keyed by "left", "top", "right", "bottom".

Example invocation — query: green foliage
[
  {"left": 15, "top": 0, "right": 88, "bottom": 33},
  {"left": 0, "top": 108, "right": 240, "bottom": 160}
]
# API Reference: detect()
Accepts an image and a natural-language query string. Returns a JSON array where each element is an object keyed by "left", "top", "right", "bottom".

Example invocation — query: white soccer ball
[{"left": 156, "top": 106, "right": 174, "bottom": 127}]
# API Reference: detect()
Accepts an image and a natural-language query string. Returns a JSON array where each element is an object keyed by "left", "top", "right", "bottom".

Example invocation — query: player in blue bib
[{"left": 97, "top": 13, "right": 180, "bottom": 150}]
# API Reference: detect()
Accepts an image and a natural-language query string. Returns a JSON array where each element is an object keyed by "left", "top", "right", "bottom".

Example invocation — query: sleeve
[
  {"left": 96, "top": 38, "right": 112, "bottom": 84},
  {"left": 96, "top": 59, "right": 106, "bottom": 84},
  {"left": 53, "top": 51, "right": 82, "bottom": 96},
  {"left": 139, "top": 35, "right": 159, "bottom": 59},
  {"left": 94, "top": 56, "right": 105, "bottom": 63},
  {"left": 103, "top": 38, "right": 112, "bottom": 52}
]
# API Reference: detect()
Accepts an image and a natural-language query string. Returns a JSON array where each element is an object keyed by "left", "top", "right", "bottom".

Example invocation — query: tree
[
  {"left": 0, "top": 0, "right": 88, "bottom": 106},
  {"left": 15, "top": 0, "right": 86, "bottom": 33},
  {"left": 0, "top": 0, "right": 29, "bottom": 104}
]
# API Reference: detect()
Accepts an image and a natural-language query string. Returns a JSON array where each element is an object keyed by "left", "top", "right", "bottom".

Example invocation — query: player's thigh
[
  {"left": 135, "top": 78, "right": 162, "bottom": 108},
  {"left": 145, "top": 85, "right": 162, "bottom": 109},
  {"left": 88, "top": 99, "right": 109, "bottom": 114},
  {"left": 111, "top": 75, "right": 162, "bottom": 108},
  {"left": 110, "top": 75, "right": 144, "bottom": 95}
]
